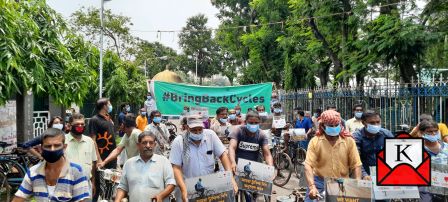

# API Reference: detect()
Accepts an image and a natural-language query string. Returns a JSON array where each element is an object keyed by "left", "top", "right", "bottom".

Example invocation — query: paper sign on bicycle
[
  {"left": 289, "top": 128, "right": 306, "bottom": 142},
  {"left": 324, "top": 178, "right": 372, "bottom": 202},
  {"left": 427, "top": 163, "right": 448, "bottom": 195},
  {"left": 235, "top": 159, "right": 274, "bottom": 196},
  {"left": 370, "top": 167, "right": 420, "bottom": 200},
  {"left": 272, "top": 115, "right": 286, "bottom": 129},
  {"left": 185, "top": 171, "right": 235, "bottom": 202}
]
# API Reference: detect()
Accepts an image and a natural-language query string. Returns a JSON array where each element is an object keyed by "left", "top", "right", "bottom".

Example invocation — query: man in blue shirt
[
  {"left": 294, "top": 110, "right": 313, "bottom": 150},
  {"left": 352, "top": 110, "right": 393, "bottom": 180}
]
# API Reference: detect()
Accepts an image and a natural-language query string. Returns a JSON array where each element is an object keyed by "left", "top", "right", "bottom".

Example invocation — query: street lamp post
[
  {"left": 99, "top": 0, "right": 111, "bottom": 98},
  {"left": 195, "top": 54, "right": 198, "bottom": 84},
  {"left": 99, "top": 0, "right": 105, "bottom": 98}
]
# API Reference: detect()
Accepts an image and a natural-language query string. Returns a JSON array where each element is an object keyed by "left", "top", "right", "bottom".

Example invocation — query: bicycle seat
[{"left": 0, "top": 141, "right": 11, "bottom": 148}]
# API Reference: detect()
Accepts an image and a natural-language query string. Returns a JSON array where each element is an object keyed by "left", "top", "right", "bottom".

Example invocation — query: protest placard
[
  {"left": 185, "top": 171, "right": 235, "bottom": 202},
  {"left": 189, "top": 106, "right": 209, "bottom": 119},
  {"left": 289, "top": 128, "right": 306, "bottom": 142},
  {"left": 236, "top": 159, "right": 274, "bottom": 195},
  {"left": 272, "top": 115, "right": 286, "bottom": 129},
  {"left": 325, "top": 178, "right": 372, "bottom": 202},
  {"left": 428, "top": 163, "right": 448, "bottom": 195},
  {"left": 370, "top": 167, "right": 420, "bottom": 200}
]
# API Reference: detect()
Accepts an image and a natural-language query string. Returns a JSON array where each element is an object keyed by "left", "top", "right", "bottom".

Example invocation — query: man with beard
[{"left": 115, "top": 131, "right": 176, "bottom": 202}]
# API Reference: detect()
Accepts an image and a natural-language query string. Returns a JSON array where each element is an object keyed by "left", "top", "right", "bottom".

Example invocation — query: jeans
[{"left": 305, "top": 176, "right": 324, "bottom": 202}]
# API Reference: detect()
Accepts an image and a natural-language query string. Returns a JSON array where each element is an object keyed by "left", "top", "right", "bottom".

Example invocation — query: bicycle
[
  {"left": 0, "top": 142, "right": 35, "bottom": 190},
  {"left": 188, "top": 188, "right": 216, "bottom": 199},
  {"left": 161, "top": 119, "right": 178, "bottom": 144},
  {"left": 97, "top": 168, "right": 122, "bottom": 202},
  {"left": 286, "top": 140, "right": 307, "bottom": 180},
  {"left": 271, "top": 136, "right": 292, "bottom": 187}
]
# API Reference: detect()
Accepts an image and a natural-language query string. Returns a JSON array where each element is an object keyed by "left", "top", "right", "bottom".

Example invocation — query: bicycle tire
[
  {"left": 295, "top": 148, "right": 306, "bottom": 179},
  {"left": 273, "top": 152, "right": 292, "bottom": 187},
  {"left": 1, "top": 161, "right": 27, "bottom": 187}
]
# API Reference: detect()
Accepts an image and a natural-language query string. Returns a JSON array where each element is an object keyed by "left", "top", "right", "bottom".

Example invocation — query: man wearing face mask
[
  {"left": 115, "top": 131, "right": 176, "bottom": 202},
  {"left": 144, "top": 92, "right": 157, "bottom": 121},
  {"left": 88, "top": 98, "right": 117, "bottom": 201},
  {"left": 145, "top": 110, "right": 170, "bottom": 155},
  {"left": 118, "top": 104, "right": 130, "bottom": 137},
  {"left": 229, "top": 109, "right": 244, "bottom": 126},
  {"left": 98, "top": 113, "right": 142, "bottom": 169},
  {"left": 65, "top": 113, "right": 98, "bottom": 200},
  {"left": 136, "top": 108, "right": 148, "bottom": 131},
  {"left": 228, "top": 111, "right": 273, "bottom": 202},
  {"left": 345, "top": 104, "right": 365, "bottom": 133},
  {"left": 210, "top": 107, "right": 232, "bottom": 144},
  {"left": 13, "top": 128, "right": 91, "bottom": 202},
  {"left": 304, "top": 110, "right": 362, "bottom": 201},
  {"left": 235, "top": 105, "right": 244, "bottom": 120},
  {"left": 352, "top": 110, "right": 393, "bottom": 181},
  {"left": 169, "top": 115, "right": 238, "bottom": 202}
]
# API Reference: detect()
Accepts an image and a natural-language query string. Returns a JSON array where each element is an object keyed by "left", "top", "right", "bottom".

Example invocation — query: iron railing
[{"left": 280, "top": 81, "right": 448, "bottom": 132}]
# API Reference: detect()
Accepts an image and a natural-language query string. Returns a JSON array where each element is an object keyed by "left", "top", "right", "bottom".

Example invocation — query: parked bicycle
[
  {"left": 0, "top": 141, "right": 40, "bottom": 201},
  {"left": 271, "top": 136, "right": 292, "bottom": 187},
  {"left": 97, "top": 168, "right": 122, "bottom": 202}
]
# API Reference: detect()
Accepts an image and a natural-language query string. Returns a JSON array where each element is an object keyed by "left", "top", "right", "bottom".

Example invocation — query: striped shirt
[{"left": 15, "top": 160, "right": 90, "bottom": 202}]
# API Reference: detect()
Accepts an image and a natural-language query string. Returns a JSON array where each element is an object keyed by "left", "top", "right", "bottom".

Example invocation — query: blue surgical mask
[
  {"left": 236, "top": 110, "right": 241, "bottom": 115},
  {"left": 423, "top": 133, "right": 440, "bottom": 142},
  {"left": 141, "top": 112, "right": 147, "bottom": 116},
  {"left": 229, "top": 114, "right": 237, "bottom": 120},
  {"left": 355, "top": 112, "right": 363, "bottom": 119},
  {"left": 246, "top": 124, "right": 259, "bottom": 133},
  {"left": 274, "top": 108, "right": 282, "bottom": 113},
  {"left": 108, "top": 105, "right": 113, "bottom": 113},
  {"left": 219, "top": 118, "right": 228, "bottom": 123},
  {"left": 325, "top": 125, "right": 341, "bottom": 136},
  {"left": 366, "top": 124, "right": 381, "bottom": 134},
  {"left": 153, "top": 117, "right": 162, "bottom": 123},
  {"left": 189, "top": 132, "right": 204, "bottom": 141},
  {"left": 126, "top": 106, "right": 131, "bottom": 112},
  {"left": 147, "top": 96, "right": 152, "bottom": 100}
]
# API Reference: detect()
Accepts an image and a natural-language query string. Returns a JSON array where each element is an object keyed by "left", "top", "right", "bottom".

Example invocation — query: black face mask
[{"left": 42, "top": 148, "right": 64, "bottom": 163}]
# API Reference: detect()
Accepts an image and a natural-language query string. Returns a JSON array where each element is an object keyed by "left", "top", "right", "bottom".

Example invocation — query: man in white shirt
[
  {"left": 145, "top": 110, "right": 170, "bottom": 155},
  {"left": 115, "top": 131, "right": 176, "bottom": 202}
]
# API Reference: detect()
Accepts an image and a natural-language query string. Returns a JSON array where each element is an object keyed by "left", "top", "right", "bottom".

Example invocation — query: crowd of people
[{"left": 11, "top": 92, "right": 448, "bottom": 202}]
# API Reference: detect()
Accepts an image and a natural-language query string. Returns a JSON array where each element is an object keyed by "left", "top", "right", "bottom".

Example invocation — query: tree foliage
[
  {"left": 178, "top": 14, "right": 218, "bottom": 84},
  {"left": 0, "top": 0, "right": 96, "bottom": 106}
]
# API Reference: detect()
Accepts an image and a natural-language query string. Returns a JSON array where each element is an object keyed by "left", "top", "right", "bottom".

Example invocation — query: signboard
[
  {"left": 185, "top": 171, "right": 235, "bottom": 202},
  {"left": 272, "top": 115, "right": 286, "bottom": 129},
  {"left": 325, "top": 178, "right": 372, "bottom": 202},
  {"left": 259, "top": 114, "right": 273, "bottom": 130},
  {"left": 235, "top": 159, "right": 274, "bottom": 195},
  {"left": 289, "top": 128, "right": 306, "bottom": 142},
  {"left": 153, "top": 81, "right": 272, "bottom": 116},
  {"left": 428, "top": 163, "right": 448, "bottom": 195},
  {"left": 370, "top": 167, "right": 420, "bottom": 200},
  {"left": 0, "top": 101, "right": 17, "bottom": 153},
  {"left": 189, "top": 106, "right": 209, "bottom": 119}
]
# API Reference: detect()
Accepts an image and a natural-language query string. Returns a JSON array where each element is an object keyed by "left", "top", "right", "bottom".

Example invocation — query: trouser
[{"left": 305, "top": 176, "right": 324, "bottom": 202}]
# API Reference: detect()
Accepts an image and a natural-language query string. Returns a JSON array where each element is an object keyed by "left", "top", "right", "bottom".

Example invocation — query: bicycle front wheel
[
  {"left": 295, "top": 148, "right": 306, "bottom": 179},
  {"left": 273, "top": 152, "right": 292, "bottom": 187}
]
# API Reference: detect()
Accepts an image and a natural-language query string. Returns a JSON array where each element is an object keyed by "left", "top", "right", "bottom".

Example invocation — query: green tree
[
  {"left": 0, "top": 0, "right": 95, "bottom": 106},
  {"left": 71, "top": 7, "right": 135, "bottom": 59},
  {"left": 133, "top": 40, "right": 178, "bottom": 79},
  {"left": 178, "top": 14, "right": 218, "bottom": 84}
]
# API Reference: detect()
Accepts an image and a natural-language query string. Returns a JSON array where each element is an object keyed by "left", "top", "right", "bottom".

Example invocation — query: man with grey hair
[
  {"left": 169, "top": 114, "right": 238, "bottom": 202},
  {"left": 13, "top": 128, "right": 90, "bottom": 202},
  {"left": 115, "top": 131, "right": 176, "bottom": 202}
]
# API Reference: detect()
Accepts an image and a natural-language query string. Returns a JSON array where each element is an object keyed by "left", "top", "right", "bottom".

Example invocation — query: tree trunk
[
  {"left": 16, "top": 92, "right": 34, "bottom": 143},
  {"left": 307, "top": 12, "right": 343, "bottom": 81}
]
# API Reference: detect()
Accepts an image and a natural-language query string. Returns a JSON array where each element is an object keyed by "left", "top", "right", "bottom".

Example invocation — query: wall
[{"left": 0, "top": 101, "right": 16, "bottom": 153}]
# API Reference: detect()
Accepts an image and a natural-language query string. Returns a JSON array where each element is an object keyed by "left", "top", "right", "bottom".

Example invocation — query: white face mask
[{"left": 52, "top": 123, "right": 64, "bottom": 130}]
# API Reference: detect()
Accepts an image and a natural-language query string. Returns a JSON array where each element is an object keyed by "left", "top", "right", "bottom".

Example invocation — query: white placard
[
  {"left": 289, "top": 128, "right": 306, "bottom": 141},
  {"left": 272, "top": 115, "right": 286, "bottom": 128},
  {"left": 370, "top": 167, "right": 420, "bottom": 200}
]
